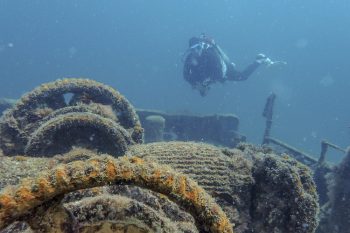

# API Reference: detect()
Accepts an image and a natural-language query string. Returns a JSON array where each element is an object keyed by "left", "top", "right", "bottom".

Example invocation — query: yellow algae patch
[
  {"left": 184, "top": 185, "right": 201, "bottom": 205},
  {"left": 36, "top": 177, "right": 56, "bottom": 196},
  {"left": 55, "top": 167, "right": 70, "bottom": 187},
  {"left": 152, "top": 169, "right": 162, "bottom": 180},
  {"left": 120, "top": 166, "right": 134, "bottom": 180},
  {"left": 15, "top": 187, "right": 36, "bottom": 203},
  {"left": 176, "top": 175, "right": 187, "bottom": 196},
  {"left": 0, "top": 194, "right": 16, "bottom": 209},
  {"left": 129, "top": 156, "right": 144, "bottom": 165},
  {"left": 105, "top": 160, "right": 117, "bottom": 181},
  {"left": 164, "top": 174, "right": 175, "bottom": 187}
]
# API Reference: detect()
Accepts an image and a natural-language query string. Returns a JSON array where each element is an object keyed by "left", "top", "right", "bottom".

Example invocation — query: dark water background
[{"left": 0, "top": 0, "right": 349, "bottom": 162}]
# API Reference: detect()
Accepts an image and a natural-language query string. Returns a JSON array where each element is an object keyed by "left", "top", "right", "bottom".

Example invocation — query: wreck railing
[{"left": 261, "top": 93, "right": 345, "bottom": 167}]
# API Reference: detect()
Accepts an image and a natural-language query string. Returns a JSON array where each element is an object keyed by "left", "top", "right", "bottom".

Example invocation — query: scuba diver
[{"left": 182, "top": 34, "right": 286, "bottom": 96}]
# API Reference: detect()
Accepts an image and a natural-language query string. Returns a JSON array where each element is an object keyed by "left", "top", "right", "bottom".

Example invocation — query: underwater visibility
[{"left": 0, "top": 1, "right": 350, "bottom": 233}]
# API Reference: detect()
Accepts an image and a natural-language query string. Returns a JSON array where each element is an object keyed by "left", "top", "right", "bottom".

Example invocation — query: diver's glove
[{"left": 256, "top": 53, "right": 287, "bottom": 67}]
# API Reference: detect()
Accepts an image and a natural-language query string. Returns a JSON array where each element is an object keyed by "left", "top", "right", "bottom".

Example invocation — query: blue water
[{"left": 1, "top": 0, "right": 349, "bottom": 162}]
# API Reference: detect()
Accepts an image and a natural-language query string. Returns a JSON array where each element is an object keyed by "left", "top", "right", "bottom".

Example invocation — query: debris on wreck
[
  {"left": 137, "top": 109, "right": 246, "bottom": 148},
  {"left": 0, "top": 100, "right": 245, "bottom": 149}
]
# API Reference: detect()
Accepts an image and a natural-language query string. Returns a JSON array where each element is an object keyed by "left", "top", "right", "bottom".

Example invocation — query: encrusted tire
[
  {"left": 0, "top": 155, "right": 233, "bottom": 233},
  {"left": 0, "top": 78, "right": 143, "bottom": 156},
  {"left": 25, "top": 112, "right": 133, "bottom": 156}
]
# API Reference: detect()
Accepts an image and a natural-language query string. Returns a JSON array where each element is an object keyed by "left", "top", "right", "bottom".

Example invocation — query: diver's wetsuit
[{"left": 183, "top": 36, "right": 260, "bottom": 95}]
